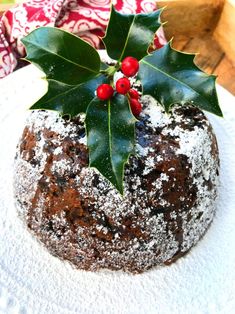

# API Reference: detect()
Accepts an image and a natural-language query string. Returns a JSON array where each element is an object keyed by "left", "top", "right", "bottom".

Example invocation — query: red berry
[
  {"left": 121, "top": 56, "right": 139, "bottom": 77},
  {"left": 129, "top": 89, "right": 139, "bottom": 99},
  {"left": 96, "top": 84, "right": 114, "bottom": 100},
  {"left": 116, "top": 77, "right": 131, "bottom": 95},
  {"left": 130, "top": 98, "right": 142, "bottom": 116}
]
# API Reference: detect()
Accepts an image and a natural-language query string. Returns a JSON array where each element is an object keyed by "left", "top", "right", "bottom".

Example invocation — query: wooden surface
[
  {"left": 214, "top": 0, "right": 235, "bottom": 67},
  {"left": 157, "top": 0, "right": 225, "bottom": 39},
  {"left": 172, "top": 35, "right": 235, "bottom": 95},
  {"left": 157, "top": 0, "right": 235, "bottom": 96}
]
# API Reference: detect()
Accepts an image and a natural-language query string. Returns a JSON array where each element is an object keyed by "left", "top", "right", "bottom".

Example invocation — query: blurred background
[{"left": 1, "top": 0, "right": 235, "bottom": 95}]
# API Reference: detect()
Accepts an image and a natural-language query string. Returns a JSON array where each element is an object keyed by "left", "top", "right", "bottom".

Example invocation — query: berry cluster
[{"left": 96, "top": 56, "right": 142, "bottom": 117}]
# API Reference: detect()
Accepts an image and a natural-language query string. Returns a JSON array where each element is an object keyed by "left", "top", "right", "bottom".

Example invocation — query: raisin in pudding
[{"left": 14, "top": 96, "right": 219, "bottom": 274}]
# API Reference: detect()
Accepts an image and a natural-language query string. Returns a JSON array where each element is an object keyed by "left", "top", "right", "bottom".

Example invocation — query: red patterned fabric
[{"left": 0, "top": 0, "right": 166, "bottom": 78}]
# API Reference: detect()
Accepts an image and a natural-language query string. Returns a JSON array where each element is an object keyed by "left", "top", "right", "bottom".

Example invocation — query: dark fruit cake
[{"left": 14, "top": 96, "right": 219, "bottom": 274}]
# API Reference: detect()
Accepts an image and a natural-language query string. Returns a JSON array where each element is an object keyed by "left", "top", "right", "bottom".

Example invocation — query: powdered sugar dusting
[
  {"left": 176, "top": 125, "right": 219, "bottom": 251},
  {"left": 143, "top": 97, "right": 172, "bottom": 128},
  {"left": 14, "top": 94, "right": 219, "bottom": 273}
]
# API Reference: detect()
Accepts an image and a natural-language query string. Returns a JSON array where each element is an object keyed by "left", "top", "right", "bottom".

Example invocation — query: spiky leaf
[
  {"left": 103, "top": 5, "right": 162, "bottom": 61},
  {"left": 31, "top": 74, "right": 108, "bottom": 117},
  {"left": 22, "top": 27, "right": 100, "bottom": 85},
  {"left": 139, "top": 42, "right": 222, "bottom": 116}
]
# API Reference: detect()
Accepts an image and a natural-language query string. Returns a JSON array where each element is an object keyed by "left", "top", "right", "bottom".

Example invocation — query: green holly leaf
[
  {"left": 30, "top": 74, "right": 108, "bottom": 117},
  {"left": 139, "top": 42, "right": 223, "bottom": 116},
  {"left": 103, "top": 5, "right": 162, "bottom": 61},
  {"left": 22, "top": 27, "right": 100, "bottom": 85},
  {"left": 86, "top": 94, "right": 136, "bottom": 194}
]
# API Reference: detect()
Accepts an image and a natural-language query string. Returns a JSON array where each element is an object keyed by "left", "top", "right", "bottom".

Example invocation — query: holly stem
[
  {"left": 103, "top": 63, "right": 121, "bottom": 78},
  {"left": 106, "top": 66, "right": 116, "bottom": 77}
]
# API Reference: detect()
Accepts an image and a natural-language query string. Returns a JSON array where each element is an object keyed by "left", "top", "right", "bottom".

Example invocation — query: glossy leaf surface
[
  {"left": 139, "top": 43, "right": 222, "bottom": 116},
  {"left": 31, "top": 74, "right": 108, "bottom": 117},
  {"left": 86, "top": 94, "right": 136, "bottom": 194},
  {"left": 22, "top": 27, "right": 100, "bottom": 85},
  {"left": 103, "top": 5, "right": 162, "bottom": 61}
]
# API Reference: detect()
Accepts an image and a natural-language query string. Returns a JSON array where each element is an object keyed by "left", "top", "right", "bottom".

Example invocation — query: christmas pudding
[{"left": 14, "top": 7, "right": 222, "bottom": 273}]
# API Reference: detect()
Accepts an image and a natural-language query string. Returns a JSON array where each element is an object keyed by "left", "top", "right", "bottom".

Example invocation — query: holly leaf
[
  {"left": 103, "top": 5, "right": 162, "bottom": 61},
  {"left": 30, "top": 74, "right": 108, "bottom": 117},
  {"left": 139, "top": 42, "right": 223, "bottom": 116},
  {"left": 22, "top": 27, "right": 100, "bottom": 85},
  {"left": 86, "top": 94, "right": 136, "bottom": 194}
]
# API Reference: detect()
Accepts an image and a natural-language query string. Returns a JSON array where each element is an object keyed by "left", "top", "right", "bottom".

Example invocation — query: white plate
[{"left": 0, "top": 65, "right": 235, "bottom": 314}]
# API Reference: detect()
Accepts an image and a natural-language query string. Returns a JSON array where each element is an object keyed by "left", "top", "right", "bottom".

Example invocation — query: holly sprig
[{"left": 22, "top": 5, "right": 222, "bottom": 194}]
